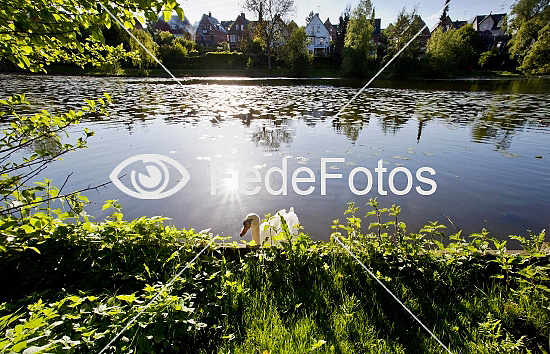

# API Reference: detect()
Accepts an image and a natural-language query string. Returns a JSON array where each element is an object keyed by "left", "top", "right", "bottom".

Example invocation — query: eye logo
[{"left": 109, "top": 154, "right": 190, "bottom": 199}]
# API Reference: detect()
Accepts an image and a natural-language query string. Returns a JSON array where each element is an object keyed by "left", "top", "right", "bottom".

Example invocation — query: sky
[{"left": 180, "top": 0, "right": 515, "bottom": 28}]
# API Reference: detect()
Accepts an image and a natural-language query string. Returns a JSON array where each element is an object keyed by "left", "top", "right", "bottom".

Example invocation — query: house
[
  {"left": 472, "top": 13, "right": 509, "bottom": 51},
  {"left": 324, "top": 18, "right": 337, "bottom": 44},
  {"left": 305, "top": 14, "right": 331, "bottom": 56},
  {"left": 195, "top": 12, "right": 228, "bottom": 47},
  {"left": 154, "top": 15, "right": 195, "bottom": 39},
  {"left": 227, "top": 13, "right": 250, "bottom": 50},
  {"left": 472, "top": 13, "right": 506, "bottom": 34}
]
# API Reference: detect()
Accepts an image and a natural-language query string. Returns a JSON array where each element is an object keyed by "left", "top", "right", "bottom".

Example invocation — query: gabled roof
[
  {"left": 305, "top": 13, "right": 321, "bottom": 26},
  {"left": 473, "top": 15, "right": 486, "bottom": 24},
  {"left": 155, "top": 14, "right": 194, "bottom": 35},
  {"left": 221, "top": 21, "right": 233, "bottom": 30},
  {"left": 488, "top": 13, "right": 506, "bottom": 29},
  {"left": 305, "top": 13, "right": 330, "bottom": 34},
  {"left": 228, "top": 13, "right": 250, "bottom": 31},
  {"left": 199, "top": 13, "right": 228, "bottom": 33},
  {"left": 474, "top": 13, "right": 507, "bottom": 30}
]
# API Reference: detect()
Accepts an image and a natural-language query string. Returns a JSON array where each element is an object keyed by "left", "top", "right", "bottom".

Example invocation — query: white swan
[{"left": 240, "top": 208, "right": 300, "bottom": 246}]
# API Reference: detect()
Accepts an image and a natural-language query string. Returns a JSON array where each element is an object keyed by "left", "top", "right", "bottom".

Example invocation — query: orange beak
[{"left": 240, "top": 220, "right": 251, "bottom": 237}]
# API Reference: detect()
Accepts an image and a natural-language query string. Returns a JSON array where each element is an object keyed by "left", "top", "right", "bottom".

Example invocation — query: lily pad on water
[{"left": 393, "top": 156, "right": 411, "bottom": 160}]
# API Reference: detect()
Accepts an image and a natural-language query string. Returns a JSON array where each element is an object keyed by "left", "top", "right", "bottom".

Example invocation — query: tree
[
  {"left": 128, "top": 30, "right": 159, "bottom": 70},
  {"left": 381, "top": 6, "right": 425, "bottom": 77},
  {"left": 244, "top": 0, "right": 296, "bottom": 71},
  {"left": 384, "top": 7, "right": 423, "bottom": 60},
  {"left": 0, "top": 0, "right": 184, "bottom": 73},
  {"left": 426, "top": 27, "right": 475, "bottom": 77},
  {"left": 284, "top": 27, "right": 312, "bottom": 77},
  {"left": 306, "top": 11, "right": 315, "bottom": 24},
  {"left": 0, "top": 0, "right": 182, "bottom": 215},
  {"left": 507, "top": 0, "right": 550, "bottom": 75},
  {"left": 341, "top": 0, "right": 375, "bottom": 77},
  {"left": 334, "top": 5, "right": 351, "bottom": 66}
]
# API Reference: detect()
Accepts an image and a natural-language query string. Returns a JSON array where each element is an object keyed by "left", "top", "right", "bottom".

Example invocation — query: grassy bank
[
  {"left": 8, "top": 63, "right": 530, "bottom": 80},
  {"left": 1, "top": 201, "right": 548, "bottom": 353}
]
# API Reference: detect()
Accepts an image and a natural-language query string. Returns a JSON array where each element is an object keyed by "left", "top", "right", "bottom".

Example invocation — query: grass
[{"left": 0, "top": 200, "right": 548, "bottom": 353}]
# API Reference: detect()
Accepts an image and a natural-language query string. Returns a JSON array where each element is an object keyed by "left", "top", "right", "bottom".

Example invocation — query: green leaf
[
  {"left": 116, "top": 294, "right": 137, "bottom": 303},
  {"left": 175, "top": 7, "right": 185, "bottom": 20}
]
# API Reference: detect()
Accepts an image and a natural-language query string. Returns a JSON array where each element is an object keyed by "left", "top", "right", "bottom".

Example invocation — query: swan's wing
[
  {"left": 285, "top": 207, "right": 300, "bottom": 235},
  {"left": 270, "top": 213, "right": 282, "bottom": 229}
]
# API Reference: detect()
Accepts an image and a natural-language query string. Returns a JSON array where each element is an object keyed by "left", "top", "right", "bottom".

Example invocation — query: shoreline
[{"left": 3, "top": 69, "right": 549, "bottom": 93}]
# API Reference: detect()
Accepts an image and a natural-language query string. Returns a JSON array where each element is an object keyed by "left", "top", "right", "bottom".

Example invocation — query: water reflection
[
  {"left": 1, "top": 75, "right": 548, "bottom": 150},
  {"left": 0, "top": 74, "right": 548, "bottom": 240}
]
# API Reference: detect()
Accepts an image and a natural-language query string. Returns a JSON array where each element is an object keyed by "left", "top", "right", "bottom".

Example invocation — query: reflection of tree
[
  {"left": 379, "top": 114, "right": 409, "bottom": 134},
  {"left": 412, "top": 92, "right": 545, "bottom": 151},
  {"left": 249, "top": 120, "right": 294, "bottom": 151},
  {"left": 416, "top": 119, "right": 426, "bottom": 143},
  {"left": 29, "top": 133, "right": 62, "bottom": 156},
  {"left": 470, "top": 110, "right": 525, "bottom": 151},
  {"left": 332, "top": 111, "right": 368, "bottom": 142}
]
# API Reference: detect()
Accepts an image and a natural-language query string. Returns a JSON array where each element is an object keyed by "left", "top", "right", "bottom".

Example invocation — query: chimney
[
  {"left": 209, "top": 11, "right": 212, "bottom": 18},
  {"left": 241, "top": 12, "right": 245, "bottom": 19}
]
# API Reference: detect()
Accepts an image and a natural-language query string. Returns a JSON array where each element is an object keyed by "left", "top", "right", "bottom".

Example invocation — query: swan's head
[{"left": 240, "top": 213, "right": 258, "bottom": 237}]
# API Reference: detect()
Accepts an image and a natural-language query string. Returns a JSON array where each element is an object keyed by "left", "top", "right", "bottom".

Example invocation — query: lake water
[{"left": 1, "top": 74, "right": 549, "bottom": 242}]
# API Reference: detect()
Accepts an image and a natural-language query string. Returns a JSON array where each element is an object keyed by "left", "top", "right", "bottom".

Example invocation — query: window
[
  {"left": 170, "top": 24, "right": 176, "bottom": 30},
  {"left": 241, "top": 24, "right": 244, "bottom": 31},
  {"left": 230, "top": 35, "right": 237, "bottom": 42},
  {"left": 209, "top": 25, "right": 212, "bottom": 30},
  {"left": 317, "top": 25, "right": 320, "bottom": 33}
]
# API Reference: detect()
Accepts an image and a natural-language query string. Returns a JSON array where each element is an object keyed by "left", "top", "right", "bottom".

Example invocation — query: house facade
[
  {"left": 154, "top": 15, "right": 194, "bottom": 39},
  {"left": 472, "top": 13, "right": 509, "bottom": 51},
  {"left": 195, "top": 12, "right": 228, "bottom": 47},
  {"left": 227, "top": 13, "right": 250, "bottom": 50},
  {"left": 305, "top": 14, "right": 331, "bottom": 56}
]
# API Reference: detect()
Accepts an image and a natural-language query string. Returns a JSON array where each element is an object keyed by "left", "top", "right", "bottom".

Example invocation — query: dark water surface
[{"left": 1, "top": 74, "right": 549, "bottom": 241}]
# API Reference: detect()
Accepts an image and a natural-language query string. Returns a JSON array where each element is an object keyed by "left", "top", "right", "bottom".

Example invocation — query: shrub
[{"left": 204, "top": 52, "right": 248, "bottom": 69}]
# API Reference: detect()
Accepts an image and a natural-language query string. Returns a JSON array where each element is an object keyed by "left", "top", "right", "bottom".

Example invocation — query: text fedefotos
[{"left": 210, "top": 158, "right": 437, "bottom": 196}]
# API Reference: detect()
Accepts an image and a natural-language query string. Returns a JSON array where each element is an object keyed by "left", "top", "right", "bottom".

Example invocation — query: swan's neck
[{"left": 250, "top": 214, "right": 261, "bottom": 245}]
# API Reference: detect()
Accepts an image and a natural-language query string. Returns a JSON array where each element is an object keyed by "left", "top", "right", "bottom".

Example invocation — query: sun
[{"left": 224, "top": 169, "right": 240, "bottom": 192}]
